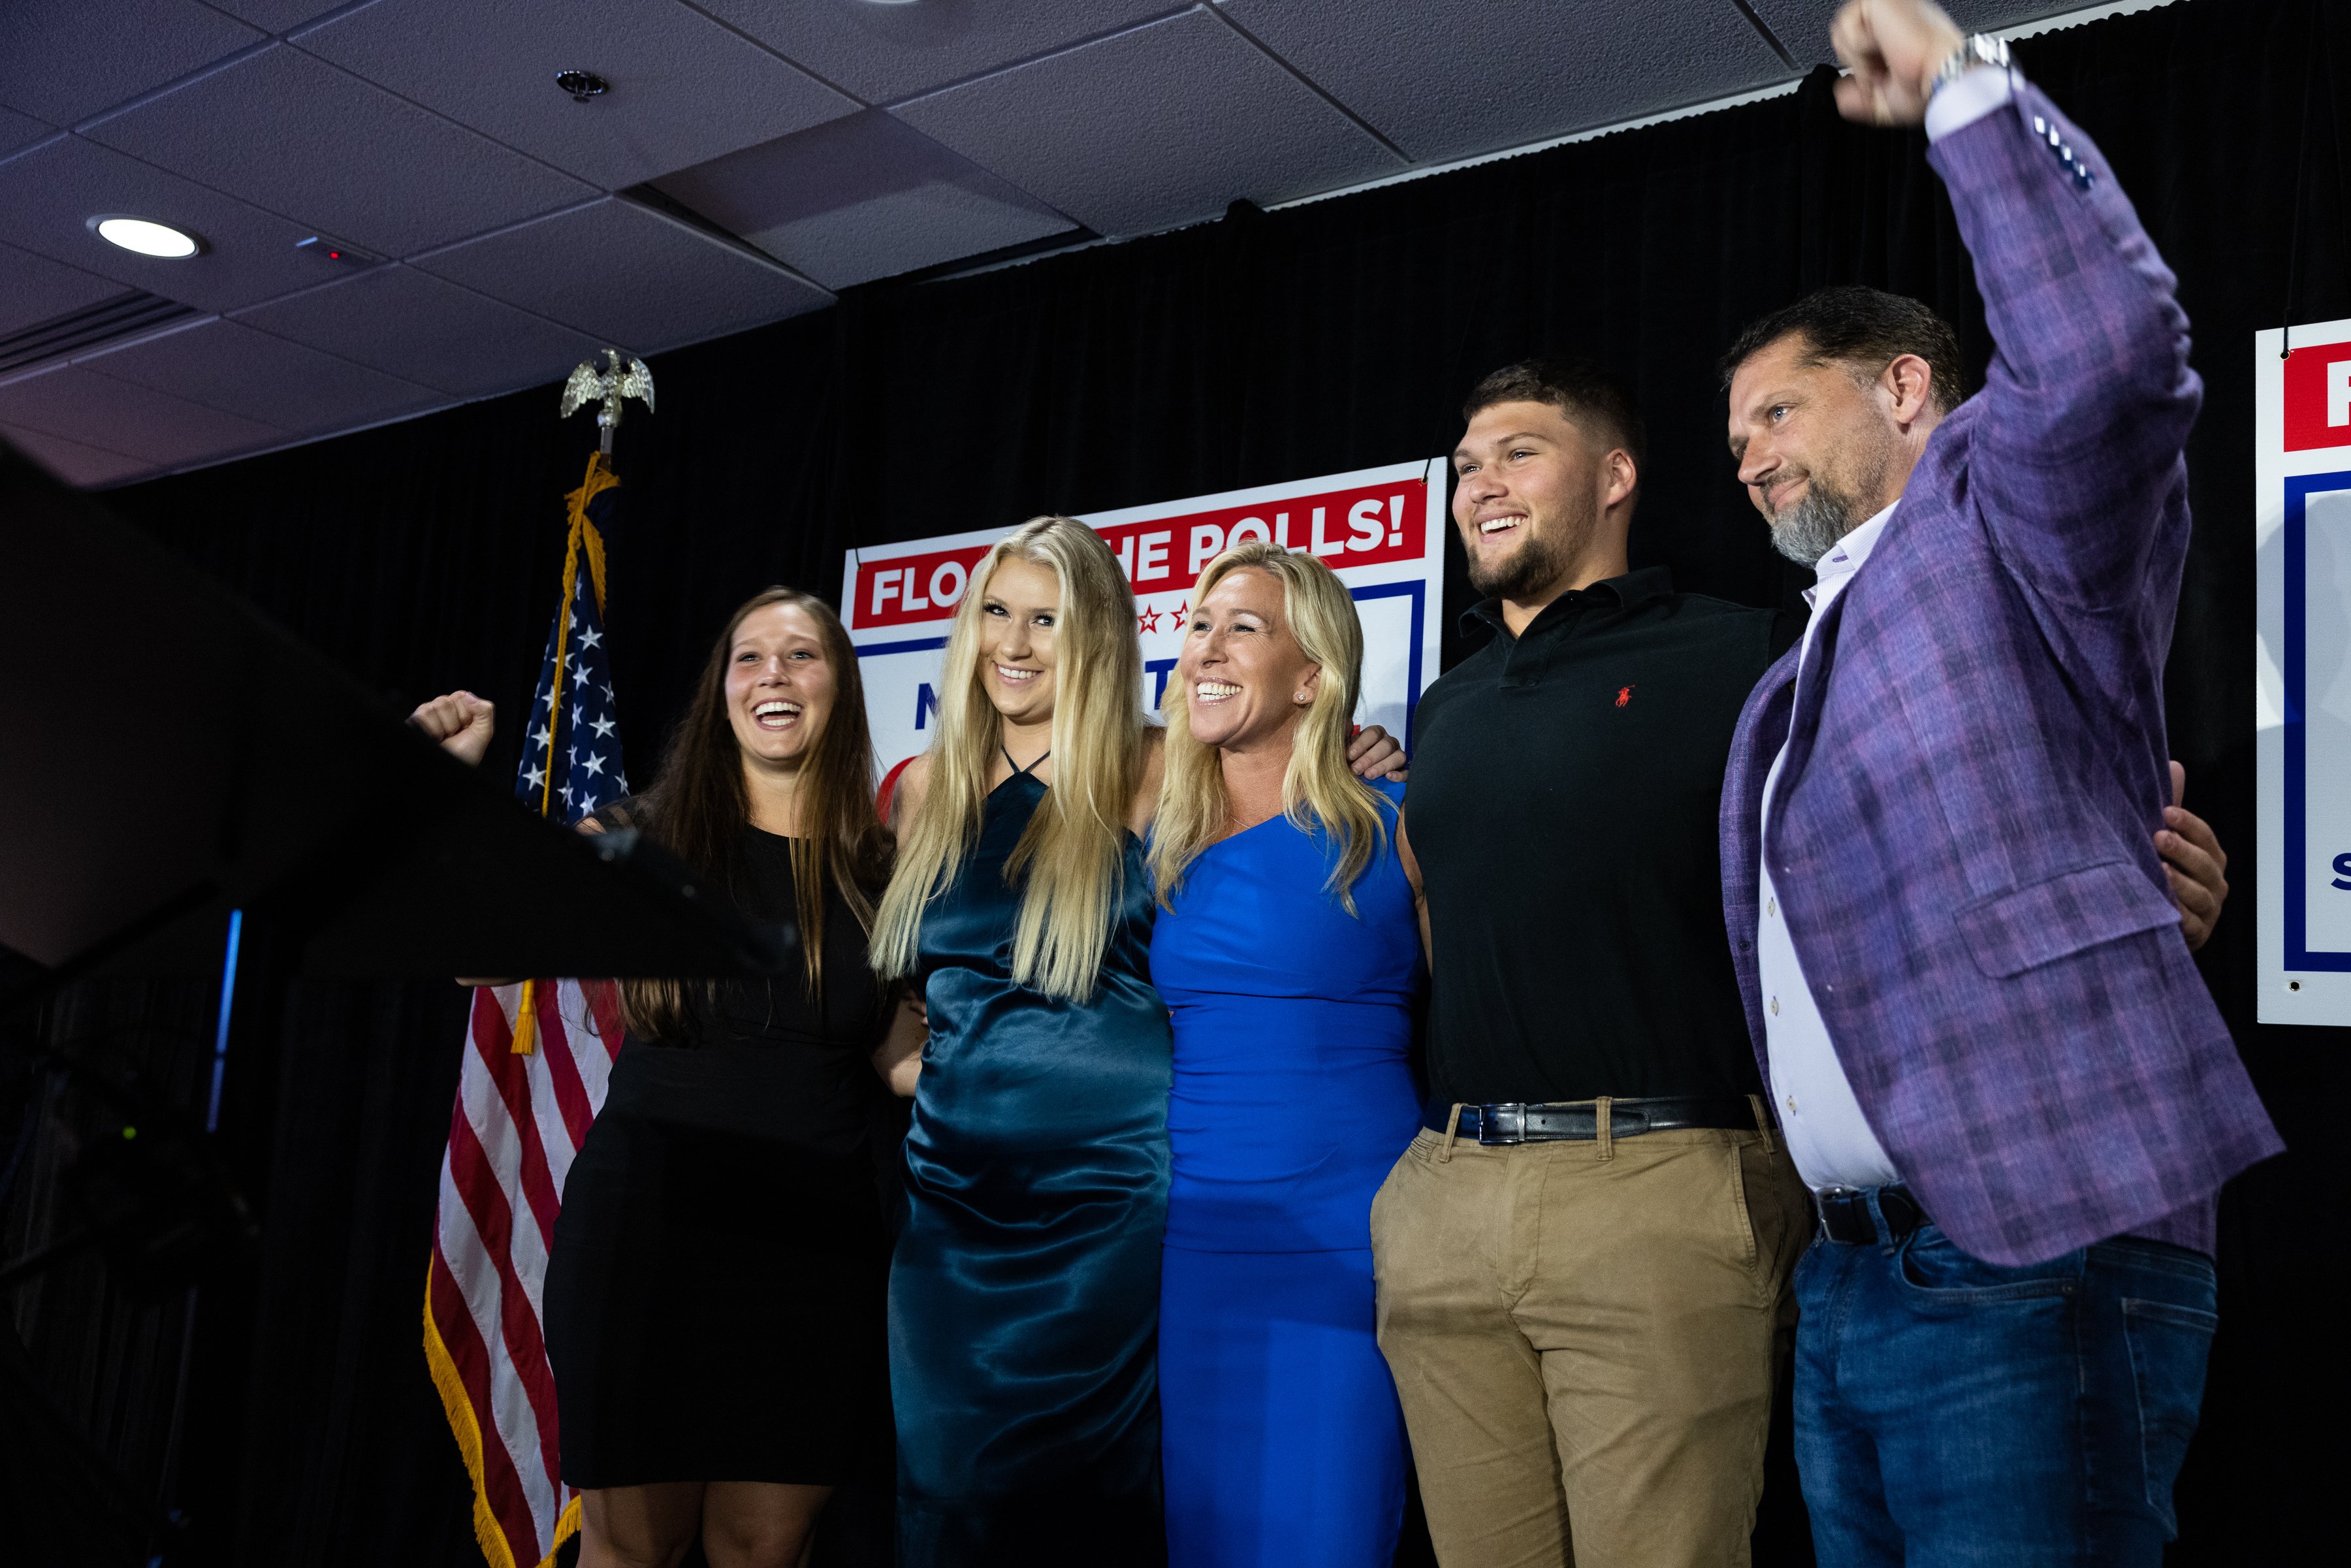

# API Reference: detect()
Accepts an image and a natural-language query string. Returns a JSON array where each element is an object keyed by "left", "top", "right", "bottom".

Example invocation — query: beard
[
  {"left": 1766, "top": 447, "right": 1889, "bottom": 569},
  {"left": 1466, "top": 494, "right": 1598, "bottom": 601}
]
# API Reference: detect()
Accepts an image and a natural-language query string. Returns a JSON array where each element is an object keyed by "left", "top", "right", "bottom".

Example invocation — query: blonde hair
[
  {"left": 871, "top": 516, "right": 1146, "bottom": 1000},
  {"left": 1151, "top": 542, "right": 1388, "bottom": 913}
]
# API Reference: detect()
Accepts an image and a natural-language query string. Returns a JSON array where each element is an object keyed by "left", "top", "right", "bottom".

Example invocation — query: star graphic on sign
[
  {"left": 591, "top": 715, "right": 616, "bottom": 739},
  {"left": 1138, "top": 607, "right": 1162, "bottom": 633},
  {"left": 1171, "top": 604, "right": 1188, "bottom": 630},
  {"left": 583, "top": 753, "right": 607, "bottom": 777},
  {"left": 579, "top": 627, "right": 603, "bottom": 649},
  {"left": 530, "top": 725, "right": 552, "bottom": 752}
]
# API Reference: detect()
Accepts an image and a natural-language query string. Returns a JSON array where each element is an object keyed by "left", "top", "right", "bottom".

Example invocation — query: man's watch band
[{"left": 1931, "top": 33, "right": 2011, "bottom": 97}]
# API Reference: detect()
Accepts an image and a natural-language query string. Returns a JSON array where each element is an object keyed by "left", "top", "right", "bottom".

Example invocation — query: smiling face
[
  {"left": 723, "top": 601, "right": 837, "bottom": 769},
  {"left": 1451, "top": 399, "right": 1623, "bottom": 607},
  {"left": 1727, "top": 334, "right": 1912, "bottom": 566},
  {"left": 975, "top": 553, "right": 1061, "bottom": 729},
  {"left": 1179, "top": 566, "right": 1319, "bottom": 754}
]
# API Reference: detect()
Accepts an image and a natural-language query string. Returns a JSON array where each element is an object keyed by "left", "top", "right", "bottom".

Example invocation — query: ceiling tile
[
  {"left": 656, "top": 110, "right": 1076, "bottom": 290},
  {"left": 0, "top": 362, "right": 287, "bottom": 465},
  {"left": 695, "top": 0, "right": 1179, "bottom": 104},
  {"left": 1222, "top": 0, "right": 1787, "bottom": 164},
  {"left": 1748, "top": 1, "right": 2087, "bottom": 64},
  {"left": 893, "top": 7, "right": 1404, "bottom": 238},
  {"left": 295, "top": 0, "right": 858, "bottom": 190},
  {"left": 231, "top": 264, "right": 609, "bottom": 398},
  {"left": 81, "top": 43, "right": 598, "bottom": 256},
  {"left": 0, "top": 106, "right": 52, "bottom": 161},
  {"left": 0, "top": 242, "right": 133, "bottom": 340},
  {"left": 77, "top": 314, "right": 446, "bottom": 434},
  {"left": 0, "top": 1, "right": 263, "bottom": 127},
  {"left": 411, "top": 195, "right": 833, "bottom": 353},
  {"left": 0, "top": 134, "right": 360, "bottom": 312},
  {"left": 2, "top": 422, "right": 154, "bottom": 488},
  {"left": 210, "top": 1, "right": 357, "bottom": 29}
]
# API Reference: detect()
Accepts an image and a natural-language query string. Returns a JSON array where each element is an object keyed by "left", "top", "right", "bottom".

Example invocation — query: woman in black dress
[{"left": 418, "top": 586, "right": 922, "bottom": 1568}]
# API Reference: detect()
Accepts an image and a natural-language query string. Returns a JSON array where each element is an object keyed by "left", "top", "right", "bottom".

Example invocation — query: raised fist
[
  {"left": 411, "top": 690, "right": 495, "bottom": 768},
  {"left": 1831, "top": 0, "right": 1968, "bottom": 127}
]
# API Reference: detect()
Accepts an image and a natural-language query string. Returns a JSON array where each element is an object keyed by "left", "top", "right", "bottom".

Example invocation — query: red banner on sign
[
  {"left": 2284, "top": 345, "right": 2351, "bottom": 451},
  {"left": 849, "top": 478, "right": 1427, "bottom": 630}
]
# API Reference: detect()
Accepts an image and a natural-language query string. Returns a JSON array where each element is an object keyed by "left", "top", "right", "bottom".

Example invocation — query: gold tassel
[{"left": 512, "top": 980, "right": 537, "bottom": 1056}]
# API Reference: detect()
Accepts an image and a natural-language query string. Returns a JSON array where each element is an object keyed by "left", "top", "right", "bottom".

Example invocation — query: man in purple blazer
[{"left": 1716, "top": 3, "right": 2284, "bottom": 1563}]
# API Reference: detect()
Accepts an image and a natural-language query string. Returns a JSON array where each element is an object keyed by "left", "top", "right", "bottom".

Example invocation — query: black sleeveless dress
[{"left": 543, "top": 826, "right": 895, "bottom": 1486}]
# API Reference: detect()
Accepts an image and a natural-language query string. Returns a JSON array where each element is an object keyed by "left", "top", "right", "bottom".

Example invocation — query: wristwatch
[{"left": 1930, "top": 32, "right": 2010, "bottom": 97}]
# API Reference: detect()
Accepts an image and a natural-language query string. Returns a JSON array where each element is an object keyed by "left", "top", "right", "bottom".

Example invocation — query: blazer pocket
[{"left": 1954, "top": 860, "right": 2179, "bottom": 979}]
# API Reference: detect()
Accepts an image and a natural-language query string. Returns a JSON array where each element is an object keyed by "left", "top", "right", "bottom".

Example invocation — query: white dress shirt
[
  {"left": 1757, "top": 502, "right": 1902, "bottom": 1192},
  {"left": 1752, "top": 67, "right": 2021, "bottom": 1193}
]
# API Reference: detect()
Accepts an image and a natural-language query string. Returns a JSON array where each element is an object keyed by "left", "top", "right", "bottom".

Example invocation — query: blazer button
[{"left": 1770, "top": 996, "right": 1780, "bottom": 1016}]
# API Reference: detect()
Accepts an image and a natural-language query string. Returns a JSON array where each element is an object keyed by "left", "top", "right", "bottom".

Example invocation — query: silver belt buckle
[{"left": 1479, "top": 1102, "right": 1527, "bottom": 1145}]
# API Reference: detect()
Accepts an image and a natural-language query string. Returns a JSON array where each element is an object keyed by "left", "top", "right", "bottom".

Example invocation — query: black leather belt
[
  {"left": 1814, "top": 1185, "right": 1927, "bottom": 1245},
  {"left": 1422, "top": 1095, "right": 1761, "bottom": 1145}
]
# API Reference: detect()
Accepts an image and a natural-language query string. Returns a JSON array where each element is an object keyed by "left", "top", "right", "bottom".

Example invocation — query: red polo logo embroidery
[{"left": 1615, "top": 684, "right": 1635, "bottom": 707}]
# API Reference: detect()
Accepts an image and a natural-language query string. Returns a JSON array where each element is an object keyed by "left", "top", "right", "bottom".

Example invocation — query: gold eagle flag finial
[{"left": 560, "top": 349, "right": 656, "bottom": 453}]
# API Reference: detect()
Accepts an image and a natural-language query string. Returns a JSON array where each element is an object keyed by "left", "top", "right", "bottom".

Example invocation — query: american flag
[{"left": 424, "top": 453, "right": 628, "bottom": 1568}]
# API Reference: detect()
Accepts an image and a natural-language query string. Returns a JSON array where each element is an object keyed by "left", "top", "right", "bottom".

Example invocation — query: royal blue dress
[
  {"left": 891, "top": 769, "right": 1174, "bottom": 1566},
  {"left": 1150, "top": 778, "right": 1423, "bottom": 1568}
]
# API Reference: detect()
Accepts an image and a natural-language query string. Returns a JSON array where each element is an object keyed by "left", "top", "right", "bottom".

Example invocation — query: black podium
[{"left": 0, "top": 440, "right": 778, "bottom": 982}]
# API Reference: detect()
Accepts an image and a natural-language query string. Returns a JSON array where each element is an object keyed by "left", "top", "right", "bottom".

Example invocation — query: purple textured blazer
[{"left": 1719, "top": 82, "right": 2280, "bottom": 1267}]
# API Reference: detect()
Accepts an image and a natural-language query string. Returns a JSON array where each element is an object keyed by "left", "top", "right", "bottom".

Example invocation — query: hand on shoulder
[{"left": 892, "top": 752, "right": 935, "bottom": 833}]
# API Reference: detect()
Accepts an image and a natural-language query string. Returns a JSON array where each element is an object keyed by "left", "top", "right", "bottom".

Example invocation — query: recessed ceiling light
[{"left": 91, "top": 217, "right": 200, "bottom": 258}]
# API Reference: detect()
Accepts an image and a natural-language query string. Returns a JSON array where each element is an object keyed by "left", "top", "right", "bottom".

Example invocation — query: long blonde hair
[
  {"left": 1151, "top": 541, "right": 1388, "bottom": 913},
  {"left": 871, "top": 516, "right": 1146, "bottom": 1000}
]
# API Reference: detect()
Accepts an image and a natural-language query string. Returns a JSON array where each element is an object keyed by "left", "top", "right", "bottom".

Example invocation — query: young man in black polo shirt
[
  {"left": 1374, "top": 357, "right": 1809, "bottom": 1568},
  {"left": 1373, "top": 357, "right": 2231, "bottom": 1567}
]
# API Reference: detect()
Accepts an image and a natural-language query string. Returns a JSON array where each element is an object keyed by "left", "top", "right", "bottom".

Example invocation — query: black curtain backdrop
[{"left": 15, "top": 0, "right": 2343, "bottom": 1561}]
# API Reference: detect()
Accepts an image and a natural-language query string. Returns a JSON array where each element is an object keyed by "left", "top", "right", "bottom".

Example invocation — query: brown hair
[
  {"left": 614, "top": 587, "right": 887, "bottom": 1038},
  {"left": 1718, "top": 285, "right": 1967, "bottom": 414},
  {"left": 1462, "top": 355, "right": 1648, "bottom": 474}
]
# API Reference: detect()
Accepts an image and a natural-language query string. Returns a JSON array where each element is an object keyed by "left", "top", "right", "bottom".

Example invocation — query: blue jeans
[{"left": 1793, "top": 1191, "right": 2217, "bottom": 1567}]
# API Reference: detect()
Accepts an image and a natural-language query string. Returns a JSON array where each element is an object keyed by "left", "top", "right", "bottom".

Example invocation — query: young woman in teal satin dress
[
  {"left": 872, "top": 515, "right": 1176, "bottom": 1565},
  {"left": 1147, "top": 543, "right": 1426, "bottom": 1568}
]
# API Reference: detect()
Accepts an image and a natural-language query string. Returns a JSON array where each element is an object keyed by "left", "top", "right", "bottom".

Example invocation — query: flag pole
[{"left": 517, "top": 355, "right": 649, "bottom": 1056}]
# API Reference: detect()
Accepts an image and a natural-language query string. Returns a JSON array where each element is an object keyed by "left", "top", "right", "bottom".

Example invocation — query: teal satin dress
[{"left": 890, "top": 769, "right": 1173, "bottom": 1565}]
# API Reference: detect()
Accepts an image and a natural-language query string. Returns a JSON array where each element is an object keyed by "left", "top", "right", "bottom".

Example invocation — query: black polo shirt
[{"left": 1405, "top": 568, "right": 1799, "bottom": 1108}]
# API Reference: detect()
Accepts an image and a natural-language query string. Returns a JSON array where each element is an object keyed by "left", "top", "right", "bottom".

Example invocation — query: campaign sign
[
  {"left": 2257, "top": 320, "right": 2351, "bottom": 1023},
  {"left": 843, "top": 460, "right": 1450, "bottom": 792}
]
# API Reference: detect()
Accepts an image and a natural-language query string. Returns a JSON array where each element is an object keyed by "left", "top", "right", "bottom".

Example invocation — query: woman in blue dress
[
  {"left": 872, "top": 515, "right": 1173, "bottom": 1565},
  {"left": 1147, "top": 542, "right": 1426, "bottom": 1568}
]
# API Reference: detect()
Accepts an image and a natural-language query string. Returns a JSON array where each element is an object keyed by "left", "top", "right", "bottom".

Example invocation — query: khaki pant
[{"left": 1369, "top": 1106, "right": 1812, "bottom": 1568}]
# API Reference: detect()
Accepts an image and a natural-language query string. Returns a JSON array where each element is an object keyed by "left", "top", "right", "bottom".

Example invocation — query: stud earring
[{"left": 1294, "top": 690, "right": 1311, "bottom": 704}]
